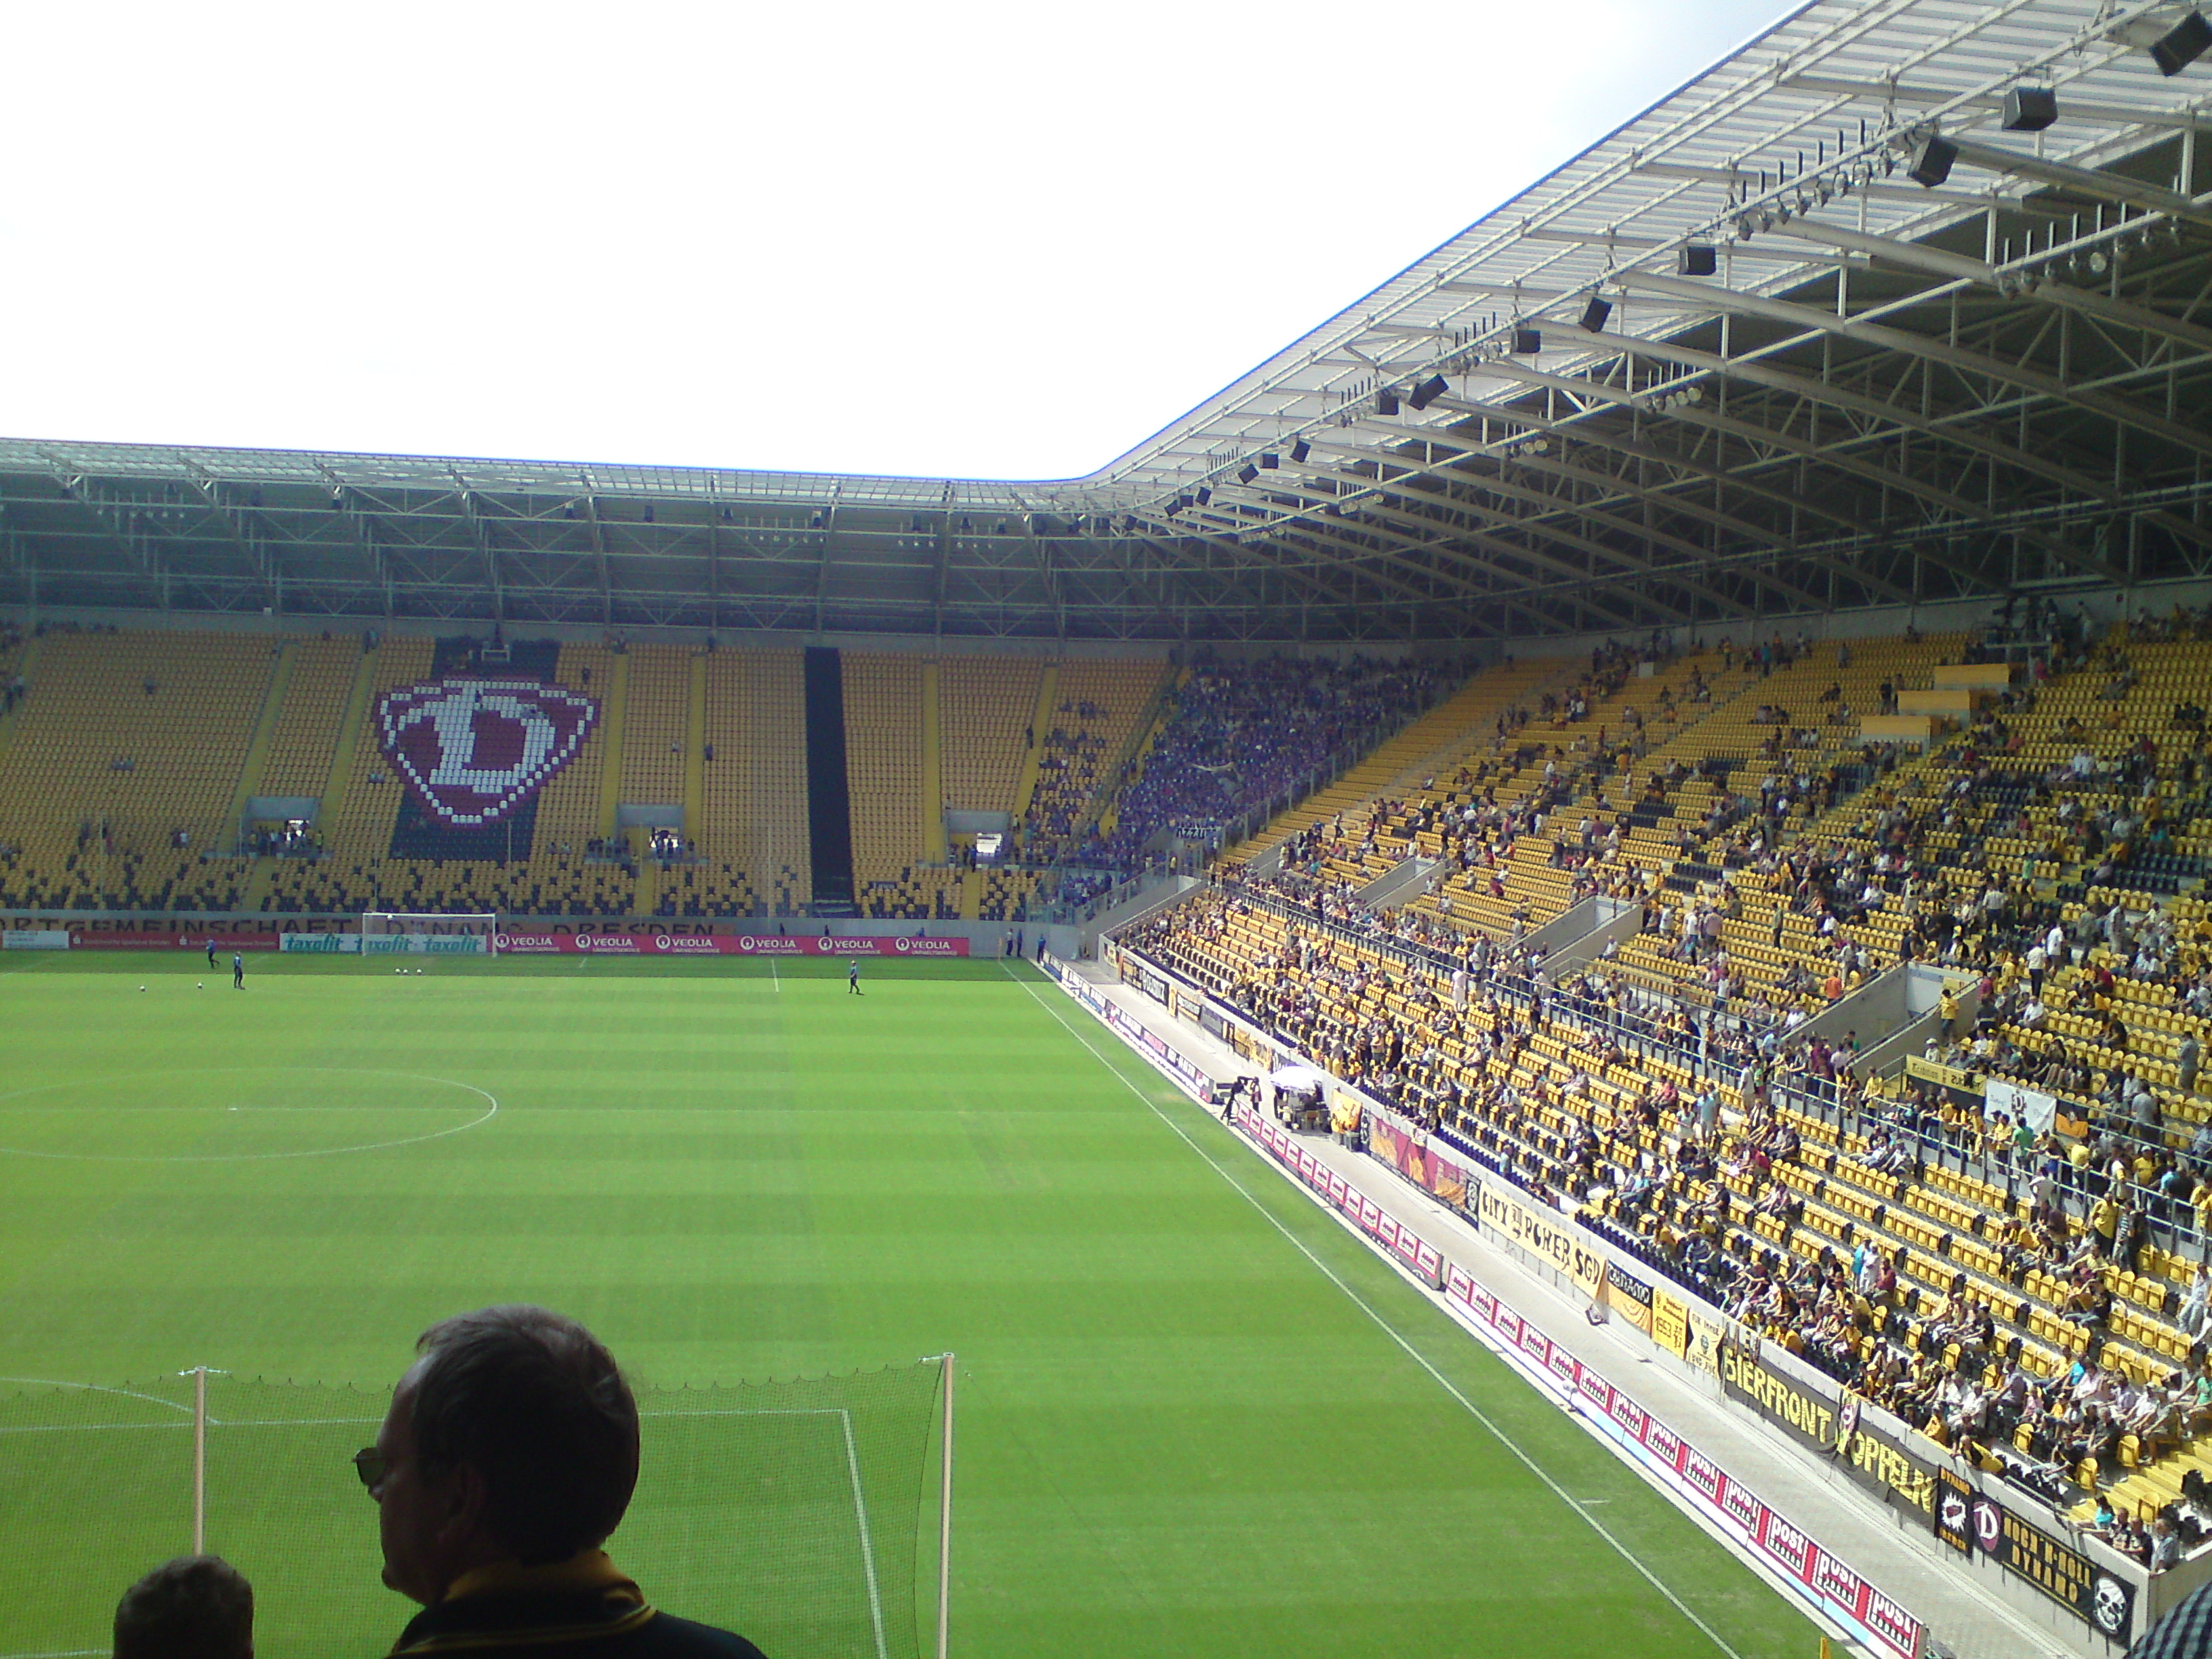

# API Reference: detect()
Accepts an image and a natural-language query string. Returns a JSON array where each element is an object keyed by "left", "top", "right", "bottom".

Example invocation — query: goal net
[
  {"left": 4, "top": 1357, "right": 952, "bottom": 1659},
  {"left": 360, "top": 912, "right": 498, "bottom": 957}
]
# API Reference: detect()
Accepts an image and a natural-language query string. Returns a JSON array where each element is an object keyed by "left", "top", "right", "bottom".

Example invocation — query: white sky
[{"left": 4, "top": 0, "right": 1797, "bottom": 482}]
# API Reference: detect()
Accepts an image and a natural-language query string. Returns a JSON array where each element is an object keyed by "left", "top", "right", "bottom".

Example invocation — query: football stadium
[{"left": 7, "top": 0, "right": 2212, "bottom": 1656}]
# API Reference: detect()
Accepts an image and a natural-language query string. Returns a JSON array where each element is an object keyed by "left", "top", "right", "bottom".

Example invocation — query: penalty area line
[{"left": 1004, "top": 964, "right": 1750, "bottom": 1659}]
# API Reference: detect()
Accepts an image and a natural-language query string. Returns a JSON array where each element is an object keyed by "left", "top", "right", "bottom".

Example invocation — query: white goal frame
[{"left": 360, "top": 912, "right": 499, "bottom": 958}]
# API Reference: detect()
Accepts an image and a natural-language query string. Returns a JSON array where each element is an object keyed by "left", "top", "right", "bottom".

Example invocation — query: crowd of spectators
[
  {"left": 1127, "top": 874, "right": 2212, "bottom": 1572},
  {"left": 1019, "top": 712, "right": 1115, "bottom": 863},
  {"left": 1076, "top": 655, "right": 1451, "bottom": 871},
  {"left": 583, "top": 835, "right": 637, "bottom": 869},
  {"left": 1112, "top": 615, "right": 2212, "bottom": 1576},
  {"left": 247, "top": 821, "right": 321, "bottom": 859}
]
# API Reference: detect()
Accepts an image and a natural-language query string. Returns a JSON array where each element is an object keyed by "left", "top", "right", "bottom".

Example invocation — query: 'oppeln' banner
[
  {"left": 70, "top": 928, "right": 283, "bottom": 951},
  {"left": 1717, "top": 1344, "right": 1938, "bottom": 1523}
]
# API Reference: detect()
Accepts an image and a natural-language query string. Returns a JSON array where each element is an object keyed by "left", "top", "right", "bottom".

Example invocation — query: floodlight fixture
[
  {"left": 2153, "top": 10, "right": 2212, "bottom": 73},
  {"left": 2001, "top": 87, "right": 2057, "bottom": 130},
  {"left": 1908, "top": 133, "right": 1958, "bottom": 188}
]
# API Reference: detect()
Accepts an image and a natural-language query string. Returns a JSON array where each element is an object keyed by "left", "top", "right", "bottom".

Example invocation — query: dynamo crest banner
[{"left": 378, "top": 678, "right": 600, "bottom": 827}]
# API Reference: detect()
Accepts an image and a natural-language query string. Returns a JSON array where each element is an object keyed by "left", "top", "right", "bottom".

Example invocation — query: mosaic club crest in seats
[{"left": 376, "top": 678, "right": 599, "bottom": 827}]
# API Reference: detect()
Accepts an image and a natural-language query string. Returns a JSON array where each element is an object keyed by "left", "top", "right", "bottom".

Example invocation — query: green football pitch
[{"left": 0, "top": 950, "right": 1820, "bottom": 1658}]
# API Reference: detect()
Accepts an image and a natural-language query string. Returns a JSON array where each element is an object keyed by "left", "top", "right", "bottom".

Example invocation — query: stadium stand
[
  {"left": 939, "top": 655, "right": 1042, "bottom": 819},
  {"left": 1119, "top": 613, "right": 2212, "bottom": 1573},
  {"left": 0, "top": 628, "right": 273, "bottom": 913},
  {"left": 0, "top": 630, "right": 840, "bottom": 921},
  {"left": 621, "top": 645, "right": 690, "bottom": 819},
  {"left": 841, "top": 655, "right": 943, "bottom": 922},
  {"left": 822, "top": 653, "right": 1186, "bottom": 922},
  {"left": 1228, "top": 658, "right": 1562, "bottom": 866},
  {"left": 255, "top": 634, "right": 365, "bottom": 808},
  {"left": 525, "top": 642, "right": 630, "bottom": 918},
  {"left": 1019, "top": 659, "right": 1174, "bottom": 867},
  {"left": 1254, "top": 632, "right": 1976, "bottom": 1025},
  {"left": 1090, "top": 655, "right": 1454, "bottom": 870},
  {"left": 0, "top": 634, "right": 1069, "bottom": 923},
  {"left": 188, "top": 638, "right": 819, "bottom": 919},
  {"left": 697, "top": 647, "right": 809, "bottom": 917}
]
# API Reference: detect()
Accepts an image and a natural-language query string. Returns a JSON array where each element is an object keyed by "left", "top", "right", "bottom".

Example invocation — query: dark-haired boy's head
[
  {"left": 114, "top": 1555, "right": 253, "bottom": 1659},
  {"left": 367, "top": 1305, "right": 640, "bottom": 1605}
]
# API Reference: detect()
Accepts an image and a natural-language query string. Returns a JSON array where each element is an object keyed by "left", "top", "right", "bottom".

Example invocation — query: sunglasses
[{"left": 352, "top": 1447, "right": 390, "bottom": 1490}]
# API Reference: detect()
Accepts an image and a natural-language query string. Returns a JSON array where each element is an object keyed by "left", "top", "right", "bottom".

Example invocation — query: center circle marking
[{"left": 0, "top": 1066, "right": 500, "bottom": 1162}]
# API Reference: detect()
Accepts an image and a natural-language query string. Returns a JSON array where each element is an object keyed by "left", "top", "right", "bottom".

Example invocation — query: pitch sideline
[{"left": 1001, "top": 962, "right": 1753, "bottom": 1659}]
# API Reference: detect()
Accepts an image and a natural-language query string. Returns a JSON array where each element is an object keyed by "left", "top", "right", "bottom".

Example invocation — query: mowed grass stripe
[
  {"left": 1004, "top": 963, "right": 1823, "bottom": 1657},
  {"left": 0, "top": 954, "right": 1815, "bottom": 1658}
]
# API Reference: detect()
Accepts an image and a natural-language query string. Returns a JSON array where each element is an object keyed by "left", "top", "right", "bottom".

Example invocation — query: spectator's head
[
  {"left": 112, "top": 1556, "right": 253, "bottom": 1659},
  {"left": 366, "top": 1305, "right": 640, "bottom": 1605}
]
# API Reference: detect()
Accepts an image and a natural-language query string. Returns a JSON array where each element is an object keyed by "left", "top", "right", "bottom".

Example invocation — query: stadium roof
[{"left": 4, "top": 0, "right": 2211, "bottom": 643}]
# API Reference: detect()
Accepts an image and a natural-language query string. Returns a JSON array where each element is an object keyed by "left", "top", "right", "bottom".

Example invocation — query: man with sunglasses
[{"left": 359, "top": 1305, "right": 766, "bottom": 1658}]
